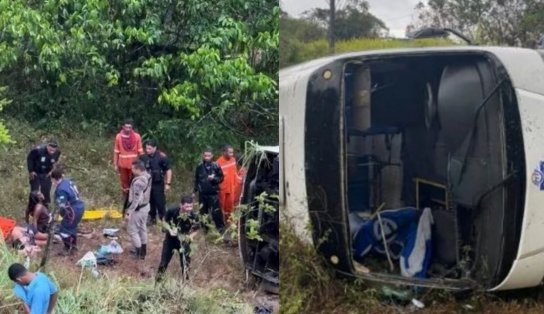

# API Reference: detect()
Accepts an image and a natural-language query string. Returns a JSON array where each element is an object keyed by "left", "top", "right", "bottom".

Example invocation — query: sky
[{"left": 280, "top": 0, "right": 425, "bottom": 38}]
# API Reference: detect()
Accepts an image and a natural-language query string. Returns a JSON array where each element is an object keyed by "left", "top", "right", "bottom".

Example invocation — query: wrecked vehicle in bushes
[
  {"left": 238, "top": 145, "right": 279, "bottom": 294},
  {"left": 280, "top": 44, "right": 544, "bottom": 291}
]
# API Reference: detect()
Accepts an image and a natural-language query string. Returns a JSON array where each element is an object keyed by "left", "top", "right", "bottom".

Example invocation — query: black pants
[
  {"left": 157, "top": 238, "right": 191, "bottom": 281},
  {"left": 149, "top": 183, "right": 166, "bottom": 221},
  {"left": 200, "top": 194, "right": 224, "bottom": 231},
  {"left": 29, "top": 174, "right": 52, "bottom": 205}
]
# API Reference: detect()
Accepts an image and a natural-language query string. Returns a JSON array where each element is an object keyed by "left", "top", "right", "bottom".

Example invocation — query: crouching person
[
  {"left": 156, "top": 195, "right": 199, "bottom": 282},
  {"left": 125, "top": 160, "right": 152, "bottom": 260},
  {"left": 52, "top": 168, "right": 85, "bottom": 255},
  {"left": 8, "top": 263, "right": 58, "bottom": 314}
]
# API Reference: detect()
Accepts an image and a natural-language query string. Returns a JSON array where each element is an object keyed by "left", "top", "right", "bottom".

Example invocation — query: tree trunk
[{"left": 328, "top": 0, "right": 336, "bottom": 54}]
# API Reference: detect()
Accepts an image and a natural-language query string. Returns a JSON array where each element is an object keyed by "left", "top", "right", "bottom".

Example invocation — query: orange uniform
[
  {"left": 113, "top": 131, "right": 143, "bottom": 196},
  {"left": 216, "top": 156, "right": 237, "bottom": 223},
  {"left": 234, "top": 166, "right": 247, "bottom": 206}
]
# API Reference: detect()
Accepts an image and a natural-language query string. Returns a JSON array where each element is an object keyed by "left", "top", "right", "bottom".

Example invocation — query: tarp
[{"left": 351, "top": 207, "right": 433, "bottom": 278}]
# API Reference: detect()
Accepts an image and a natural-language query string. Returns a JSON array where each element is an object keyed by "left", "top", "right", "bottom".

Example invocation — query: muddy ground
[{"left": 40, "top": 219, "right": 279, "bottom": 313}]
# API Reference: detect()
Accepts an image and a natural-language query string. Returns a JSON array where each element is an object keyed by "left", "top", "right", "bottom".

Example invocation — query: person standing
[
  {"left": 234, "top": 154, "right": 247, "bottom": 207},
  {"left": 8, "top": 263, "right": 58, "bottom": 314},
  {"left": 139, "top": 140, "right": 172, "bottom": 225},
  {"left": 125, "top": 160, "right": 152, "bottom": 260},
  {"left": 156, "top": 195, "right": 199, "bottom": 282},
  {"left": 193, "top": 148, "right": 224, "bottom": 232},
  {"left": 113, "top": 119, "right": 143, "bottom": 199},
  {"left": 26, "top": 140, "right": 60, "bottom": 208},
  {"left": 216, "top": 145, "right": 237, "bottom": 224},
  {"left": 51, "top": 168, "right": 85, "bottom": 255}
]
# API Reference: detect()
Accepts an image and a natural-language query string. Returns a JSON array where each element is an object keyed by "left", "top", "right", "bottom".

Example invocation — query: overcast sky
[{"left": 280, "top": 0, "right": 424, "bottom": 38}]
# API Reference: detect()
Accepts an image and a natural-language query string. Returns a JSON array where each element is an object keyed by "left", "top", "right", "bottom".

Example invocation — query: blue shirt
[
  {"left": 13, "top": 272, "right": 58, "bottom": 314},
  {"left": 54, "top": 179, "right": 85, "bottom": 211},
  {"left": 55, "top": 179, "right": 85, "bottom": 235}
]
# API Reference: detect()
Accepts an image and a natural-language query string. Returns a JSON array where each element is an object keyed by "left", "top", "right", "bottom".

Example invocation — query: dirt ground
[{"left": 41, "top": 219, "right": 279, "bottom": 313}]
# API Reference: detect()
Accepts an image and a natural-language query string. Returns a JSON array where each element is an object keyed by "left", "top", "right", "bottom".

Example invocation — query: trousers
[
  {"left": 219, "top": 192, "right": 234, "bottom": 224},
  {"left": 149, "top": 183, "right": 166, "bottom": 221},
  {"left": 119, "top": 168, "right": 133, "bottom": 196},
  {"left": 199, "top": 194, "right": 224, "bottom": 231},
  {"left": 157, "top": 237, "right": 191, "bottom": 281},
  {"left": 127, "top": 205, "right": 149, "bottom": 248}
]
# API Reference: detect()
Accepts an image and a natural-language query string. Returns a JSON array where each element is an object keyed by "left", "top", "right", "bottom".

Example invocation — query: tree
[
  {"left": 305, "top": 0, "right": 388, "bottom": 43},
  {"left": 0, "top": 86, "right": 12, "bottom": 146},
  {"left": 0, "top": 0, "right": 278, "bottom": 161},
  {"left": 411, "top": 0, "right": 543, "bottom": 47}
]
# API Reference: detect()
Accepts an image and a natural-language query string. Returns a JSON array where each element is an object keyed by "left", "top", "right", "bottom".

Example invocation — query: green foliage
[
  {"left": 281, "top": 37, "right": 456, "bottom": 68},
  {"left": 0, "top": 86, "right": 12, "bottom": 146},
  {"left": 0, "top": 0, "right": 279, "bottom": 165},
  {"left": 412, "top": 0, "right": 544, "bottom": 47},
  {"left": 305, "top": 0, "right": 388, "bottom": 40}
]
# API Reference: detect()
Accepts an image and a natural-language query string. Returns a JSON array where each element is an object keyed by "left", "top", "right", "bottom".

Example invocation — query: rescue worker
[
  {"left": 234, "top": 154, "right": 247, "bottom": 207},
  {"left": 193, "top": 147, "right": 224, "bottom": 232},
  {"left": 26, "top": 140, "right": 60, "bottom": 208},
  {"left": 216, "top": 145, "right": 237, "bottom": 224},
  {"left": 156, "top": 195, "right": 199, "bottom": 282},
  {"left": 125, "top": 160, "right": 152, "bottom": 260},
  {"left": 51, "top": 168, "right": 85, "bottom": 255},
  {"left": 113, "top": 119, "right": 143, "bottom": 199},
  {"left": 139, "top": 140, "right": 172, "bottom": 225}
]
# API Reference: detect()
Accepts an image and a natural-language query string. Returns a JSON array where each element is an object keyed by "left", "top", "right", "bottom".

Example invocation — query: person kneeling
[
  {"left": 156, "top": 195, "right": 199, "bottom": 282},
  {"left": 51, "top": 168, "right": 85, "bottom": 255}
]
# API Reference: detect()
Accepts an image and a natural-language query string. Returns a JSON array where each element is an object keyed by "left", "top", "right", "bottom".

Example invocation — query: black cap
[
  {"left": 181, "top": 195, "right": 194, "bottom": 204},
  {"left": 47, "top": 140, "right": 59, "bottom": 148}
]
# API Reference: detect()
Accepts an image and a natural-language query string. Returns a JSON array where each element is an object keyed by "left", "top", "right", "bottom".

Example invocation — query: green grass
[
  {"left": 0, "top": 119, "right": 255, "bottom": 314},
  {"left": 0, "top": 119, "right": 193, "bottom": 220},
  {"left": 0, "top": 237, "right": 253, "bottom": 314},
  {"left": 280, "top": 219, "right": 544, "bottom": 314}
]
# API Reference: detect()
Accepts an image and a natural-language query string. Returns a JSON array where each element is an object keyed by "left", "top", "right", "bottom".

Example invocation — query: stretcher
[{"left": 56, "top": 208, "right": 123, "bottom": 221}]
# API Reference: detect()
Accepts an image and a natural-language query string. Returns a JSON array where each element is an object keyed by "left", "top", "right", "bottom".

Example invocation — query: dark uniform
[
  {"left": 193, "top": 161, "right": 224, "bottom": 231},
  {"left": 27, "top": 145, "right": 61, "bottom": 206},
  {"left": 157, "top": 207, "right": 199, "bottom": 281},
  {"left": 140, "top": 151, "right": 171, "bottom": 223}
]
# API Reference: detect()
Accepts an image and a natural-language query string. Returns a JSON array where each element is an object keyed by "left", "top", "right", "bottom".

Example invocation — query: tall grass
[
  {"left": 280, "top": 220, "right": 544, "bottom": 314},
  {"left": 0, "top": 237, "right": 252, "bottom": 314}
]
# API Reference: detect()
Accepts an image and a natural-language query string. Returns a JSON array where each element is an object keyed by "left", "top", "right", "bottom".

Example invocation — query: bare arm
[
  {"left": 32, "top": 204, "right": 43, "bottom": 229},
  {"left": 165, "top": 169, "right": 172, "bottom": 184},
  {"left": 47, "top": 292, "right": 57, "bottom": 314}
]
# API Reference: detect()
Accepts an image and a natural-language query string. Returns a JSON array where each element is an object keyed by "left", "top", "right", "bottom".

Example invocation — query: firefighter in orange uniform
[
  {"left": 234, "top": 154, "right": 247, "bottom": 207},
  {"left": 113, "top": 119, "right": 143, "bottom": 198},
  {"left": 216, "top": 145, "right": 237, "bottom": 224}
]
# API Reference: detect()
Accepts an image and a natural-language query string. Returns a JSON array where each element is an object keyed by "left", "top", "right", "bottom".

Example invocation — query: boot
[
  {"left": 140, "top": 244, "right": 147, "bottom": 260},
  {"left": 130, "top": 247, "right": 141, "bottom": 259}
]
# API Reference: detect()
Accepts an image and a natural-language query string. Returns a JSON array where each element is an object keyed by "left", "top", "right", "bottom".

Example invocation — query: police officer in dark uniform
[
  {"left": 193, "top": 147, "right": 224, "bottom": 231},
  {"left": 26, "top": 140, "right": 60, "bottom": 210},
  {"left": 139, "top": 139, "right": 172, "bottom": 225}
]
